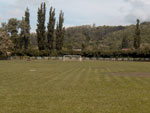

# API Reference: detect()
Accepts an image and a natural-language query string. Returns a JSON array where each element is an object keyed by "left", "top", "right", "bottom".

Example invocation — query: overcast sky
[{"left": 0, "top": 0, "right": 150, "bottom": 32}]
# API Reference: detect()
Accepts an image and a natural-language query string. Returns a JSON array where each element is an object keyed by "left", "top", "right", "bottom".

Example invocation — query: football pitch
[{"left": 0, "top": 60, "right": 150, "bottom": 113}]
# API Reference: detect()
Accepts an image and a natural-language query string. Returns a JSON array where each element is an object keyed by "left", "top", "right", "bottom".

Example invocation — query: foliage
[
  {"left": 134, "top": 19, "right": 141, "bottom": 49},
  {"left": 19, "top": 17, "right": 29, "bottom": 50},
  {"left": 19, "top": 8, "right": 30, "bottom": 50},
  {"left": 24, "top": 8, "right": 30, "bottom": 50},
  {"left": 64, "top": 21, "right": 150, "bottom": 51},
  {"left": 121, "top": 34, "right": 129, "bottom": 49},
  {"left": 1, "top": 2, "right": 150, "bottom": 58},
  {"left": 7, "top": 18, "right": 19, "bottom": 50},
  {"left": 64, "top": 25, "right": 126, "bottom": 50},
  {"left": 36, "top": 2, "right": 46, "bottom": 50},
  {"left": 0, "top": 30, "right": 14, "bottom": 55},
  {"left": 47, "top": 7, "right": 56, "bottom": 50},
  {"left": 56, "top": 11, "right": 65, "bottom": 50}
]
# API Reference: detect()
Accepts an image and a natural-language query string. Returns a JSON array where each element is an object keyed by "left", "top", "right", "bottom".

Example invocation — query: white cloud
[
  {"left": 124, "top": 0, "right": 150, "bottom": 23},
  {"left": 15, "top": 0, "right": 49, "bottom": 7},
  {"left": 1, "top": 0, "right": 150, "bottom": 31}
]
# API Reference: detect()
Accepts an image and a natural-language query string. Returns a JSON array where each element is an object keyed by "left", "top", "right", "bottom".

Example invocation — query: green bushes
[
  {"left": 82, "top": 49, "right": 150, "bottom": 58},
  {"left": 13, "top": 49, "right": 50, "bottom": 57},
  {"left": 4, "top": 48, "right": 150, "bottom": 58},
  {"left": 0, "top": 53, "right": 7, "bottom": 60}
]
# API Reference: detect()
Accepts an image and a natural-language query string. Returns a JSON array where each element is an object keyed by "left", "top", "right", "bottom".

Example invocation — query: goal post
[{"left": 63, "top": 55, "right": 82, "bottom": 61}]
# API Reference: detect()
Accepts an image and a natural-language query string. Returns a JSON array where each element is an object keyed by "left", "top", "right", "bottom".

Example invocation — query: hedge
[{"left": 1, "top": 48, "right": 150, "bottom": 58}]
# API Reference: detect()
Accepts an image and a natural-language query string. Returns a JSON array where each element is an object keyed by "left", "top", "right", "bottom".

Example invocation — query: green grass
[{"left": 0, "top": 60, "right": 150, "bottom": 113}]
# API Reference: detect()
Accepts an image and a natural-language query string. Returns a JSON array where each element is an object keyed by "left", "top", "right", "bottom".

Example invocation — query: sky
[{"left": 0, "top": 0, "right": 150, "bottom": 32}]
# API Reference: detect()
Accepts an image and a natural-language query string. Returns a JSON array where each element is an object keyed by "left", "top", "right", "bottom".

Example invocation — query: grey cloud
[{"left": 123, "top": 0, "right": 150, "bottom": 23}]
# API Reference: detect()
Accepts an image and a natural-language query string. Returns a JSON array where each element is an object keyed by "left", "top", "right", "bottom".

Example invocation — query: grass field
[{"left": 0, "top": 60, "right": 150, "bottom": 113}]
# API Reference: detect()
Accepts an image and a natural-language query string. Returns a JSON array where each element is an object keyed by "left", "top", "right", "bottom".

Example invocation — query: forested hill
[{"left": 64, "top": 22, "right": 150, "bottom": 51}]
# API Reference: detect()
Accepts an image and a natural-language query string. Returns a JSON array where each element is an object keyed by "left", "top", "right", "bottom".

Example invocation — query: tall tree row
[
  {"left": 0, "top": 2, "right": 65, "bottom": 53},
  {"left": 134, "top": 19, "right": 141, "bottom": 49},
  {"left": 36, "top": 2, "right": 46, "bottom": 51},
  {"left": 56, "top": 11, "right": 65, "bottom": 51},
  {"left": 47, "top": 7, "right": 56, "bottom": 50},
  {"left": 36, "top": 2, "right": 65, "bottom": 51}
]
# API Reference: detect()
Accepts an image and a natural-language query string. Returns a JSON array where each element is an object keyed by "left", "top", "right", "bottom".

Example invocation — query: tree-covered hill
[{"left": 64, "top": 22, "right": 150, "bottom": 51}]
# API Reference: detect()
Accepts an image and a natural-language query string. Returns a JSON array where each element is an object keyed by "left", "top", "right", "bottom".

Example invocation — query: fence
[{"left": 7, "top": 56, "right": 150, "bottom": 62}]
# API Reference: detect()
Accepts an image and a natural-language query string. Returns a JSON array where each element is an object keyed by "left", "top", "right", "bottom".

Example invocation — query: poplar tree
[
  {"left": 134, "top": 19, "right": 141, "bottom": 49},
  {"left": 47, "top": 7, "right": 56, "bottom": 50},
  {"left": 24, "top": 8, "right": 30, "bottom": 50},
  {"left": 19, "top": 8, "right": 30, "bottom": 50},
  {"left": 19, "top": 17, "right": 26, "bottom": 49},
  {"left": 56, "top": 11, "right": 65, "bottom": 51},
  {"left": 36, "top": 2, "right": 46, "bottom": 50}
]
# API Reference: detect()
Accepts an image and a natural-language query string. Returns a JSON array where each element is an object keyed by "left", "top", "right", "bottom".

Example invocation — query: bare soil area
[{"left": 111, "top": 72, "right": 150, "bottom": 77}]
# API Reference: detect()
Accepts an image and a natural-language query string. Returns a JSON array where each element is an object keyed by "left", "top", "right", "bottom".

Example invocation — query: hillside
[{"left": 64, "top": 22, "right": 150, "bottom": 51}]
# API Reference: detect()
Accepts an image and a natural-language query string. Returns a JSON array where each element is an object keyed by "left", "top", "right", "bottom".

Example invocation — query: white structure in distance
[{"left": 63, "top": 55, "right": 82, "bottom": 61}]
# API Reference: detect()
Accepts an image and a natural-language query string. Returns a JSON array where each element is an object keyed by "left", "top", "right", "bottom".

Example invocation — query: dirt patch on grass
[{"left": 111, "top": 72, "right": 150, "bottom": 77}]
